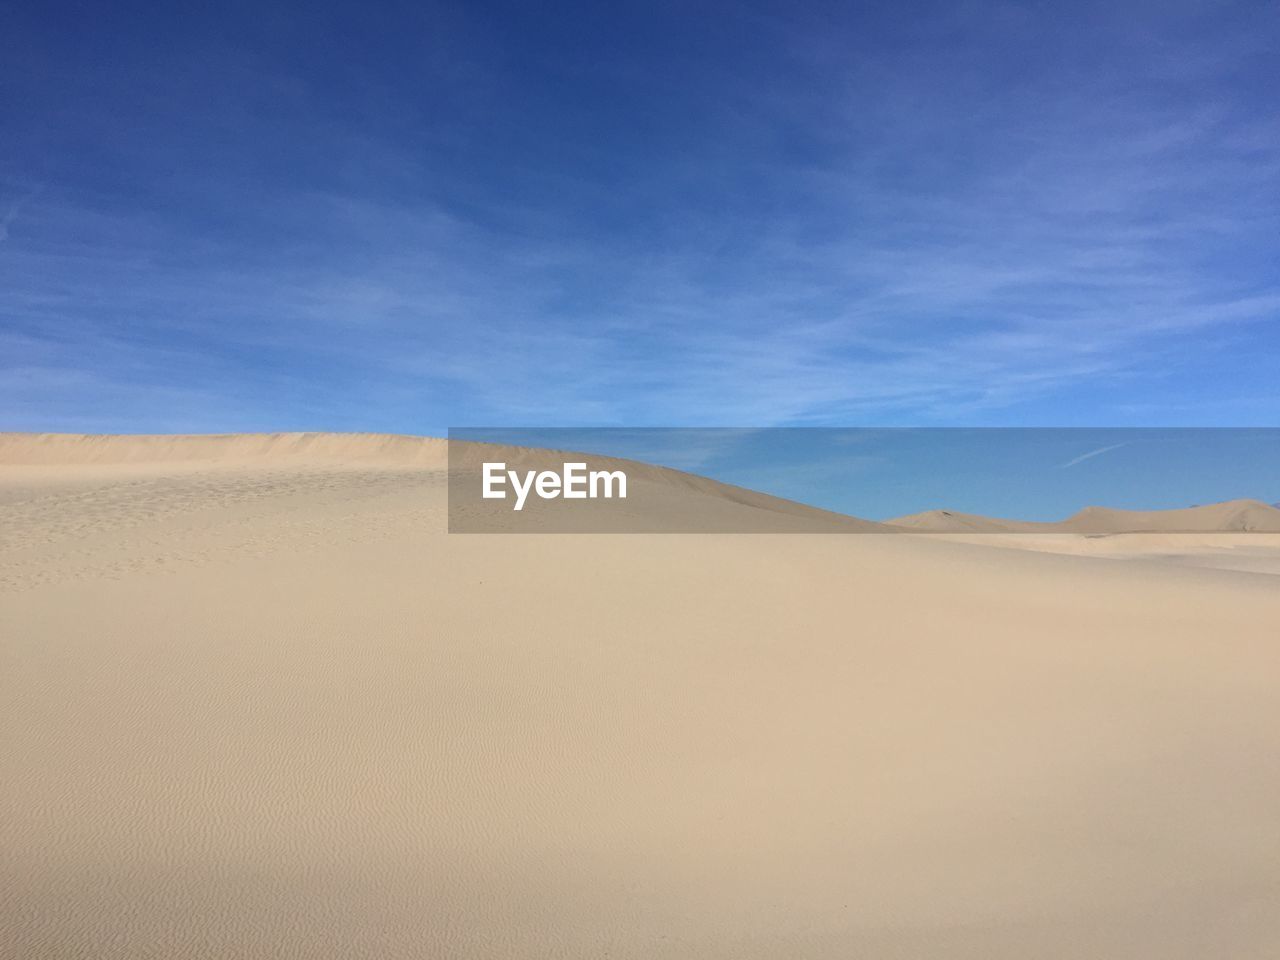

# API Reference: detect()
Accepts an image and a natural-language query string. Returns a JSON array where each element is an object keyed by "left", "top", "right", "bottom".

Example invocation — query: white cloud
[{"left": 1057, "top": 442, "right": 1129, "bottom": 470}]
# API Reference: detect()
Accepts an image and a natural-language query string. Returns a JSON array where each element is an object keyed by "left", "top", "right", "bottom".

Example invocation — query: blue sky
[{"left": 3, "top": 0, "right": 1279, "bottom": 434}]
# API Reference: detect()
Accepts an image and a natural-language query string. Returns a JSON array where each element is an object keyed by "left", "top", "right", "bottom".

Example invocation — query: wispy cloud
[
  {"left": 1057, "top": 442, "right": 1129, "bottom": 470},
  {"left": 2, "top": 3, "right": 1278, "bottom": 431}
]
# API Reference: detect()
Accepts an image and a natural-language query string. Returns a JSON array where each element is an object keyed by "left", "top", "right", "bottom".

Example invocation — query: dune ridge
[
  {"left": 890, "top": 497, "right": 1280, "bottom": 534},
  {"left": 0, "top": 431, "right": 450, "bottom": 466}
]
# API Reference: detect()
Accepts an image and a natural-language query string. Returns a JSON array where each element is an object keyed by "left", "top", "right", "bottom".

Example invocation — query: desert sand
[{"left": 3, "top": 433, "right": 1279, "bottom": 959}]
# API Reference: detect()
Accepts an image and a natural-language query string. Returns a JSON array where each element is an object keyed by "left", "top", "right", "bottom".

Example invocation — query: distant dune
[
  {"left": 890, "top": 498, "right": 1280, "bottom": 534},
  {"left": 3, "top": 433, "right": 1280, "bottom": 959},
  {"left": 887, "top": 508, "right": 1036, "bottom": 534}
]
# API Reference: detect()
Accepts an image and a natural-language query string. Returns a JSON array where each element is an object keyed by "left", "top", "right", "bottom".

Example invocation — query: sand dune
[
  {"left": 891, "top": 497, "right": 1280, "bottom": 534},
  {"left": 3, "top": 434, "right": 1280, "bottom": 959},
  {"left": 888, "top": 508, "right": 1037, "bottom": 533}
]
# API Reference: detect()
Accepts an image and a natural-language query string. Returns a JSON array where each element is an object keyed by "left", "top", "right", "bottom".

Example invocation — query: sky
[{"left": 2, "top": 0, "right": 1279, "bottom": 435}]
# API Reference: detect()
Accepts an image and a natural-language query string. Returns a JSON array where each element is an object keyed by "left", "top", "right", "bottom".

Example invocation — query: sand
[{"left": 3, "top": 433, "right": 1279, "bottom": 959}]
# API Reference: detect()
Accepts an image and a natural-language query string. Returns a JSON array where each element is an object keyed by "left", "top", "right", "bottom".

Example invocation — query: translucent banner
[{"left": 447, "top": 428, "right": 1280, "bottom": 534}]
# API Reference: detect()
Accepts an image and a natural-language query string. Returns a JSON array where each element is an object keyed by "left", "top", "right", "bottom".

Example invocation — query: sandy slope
[{"left": 3, "top": 434, "right": 1280, "bottom": 959}]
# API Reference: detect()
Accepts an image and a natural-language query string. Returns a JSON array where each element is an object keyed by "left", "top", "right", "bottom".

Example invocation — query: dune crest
[{"left": 0, "top": 431, "right": 449, "bottom": 466}]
